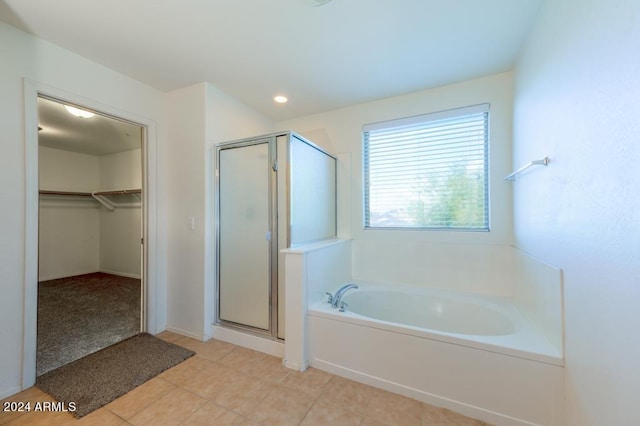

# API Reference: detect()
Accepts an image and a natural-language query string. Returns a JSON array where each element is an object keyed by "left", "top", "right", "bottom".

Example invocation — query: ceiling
[
  {"left": 1, "top": 0, "right": 542, "bottom": 121},
  {"left": 38, "top": 97, "right": 142, "bottom": 156}
]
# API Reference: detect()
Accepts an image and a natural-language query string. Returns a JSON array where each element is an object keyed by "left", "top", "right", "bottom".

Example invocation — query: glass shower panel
[
  {"left": 218, "top": 143, "right": 270, "bottom": 330},
  {"left": 289, "top": 136, "right": 336, "bottom": 246}
]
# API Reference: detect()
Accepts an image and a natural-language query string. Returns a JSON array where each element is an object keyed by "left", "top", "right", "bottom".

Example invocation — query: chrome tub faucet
[{"left": 329, "top": 283, "right": 359, "bottom": 309}]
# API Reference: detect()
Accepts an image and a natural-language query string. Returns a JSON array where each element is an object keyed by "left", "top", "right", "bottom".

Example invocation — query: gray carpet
[
  {"left": 37, "top": 272, "right": 141, "bottom": 376},
  {"left": 36, "top": 333, "right": 195, "bottom": 418}
]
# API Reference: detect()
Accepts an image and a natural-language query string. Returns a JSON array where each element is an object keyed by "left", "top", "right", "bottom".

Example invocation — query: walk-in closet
[{"left": 37, "top": 96, "right": 144, "bottom": 376}]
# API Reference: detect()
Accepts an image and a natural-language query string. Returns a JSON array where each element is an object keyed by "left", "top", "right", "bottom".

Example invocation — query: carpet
[
  {"left": 36, "top": 333, "right": 195, "bottom": 418},
  {"left": 37, "top": 272, "right": 141, "bottom": 376}
]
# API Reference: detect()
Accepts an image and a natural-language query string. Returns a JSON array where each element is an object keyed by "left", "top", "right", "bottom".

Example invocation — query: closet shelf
[
  {"left": 92, "top": 189, "right": 142, "bottom": 211},
  {"left": 39, "top": 189, "right": 142, "bottom": 211}
]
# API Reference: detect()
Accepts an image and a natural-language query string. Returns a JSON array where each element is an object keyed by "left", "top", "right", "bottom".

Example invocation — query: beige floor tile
[
  {"left": 128, "top": 388, "right": 206, "bottom": 426},
  {"left": 0, "top": 409, "right": 74, "bottom": 426},
  {"left": 0, "top": 388, "right": 54, "bottom": 425},
  {"left": 280, "top": 367, "right": 333, "bottom": 398},
  {"left": 3, "top": 333, "right": 489, "bottom": 426},
  {"left": 0, "top": 409, "right": 22, "bottom": 426},
  {"left": 0, "top": 388, "right": 77, "bottom": 426},
  {"left": 217, "top": 347, "right": 266, "bottom": 372},
  {"left": 316, "top": 375, "right": 374, "bottom": 416},
  {"left": 213, "top": 374, "right": 271, "bottom": 416},
  {"left": 175, "top": 337, "right": 237, "bottom": 362},
  {"left": 244, "top": 355, "right": 290, "bottom": 385},
  {"left": 181, "top": 401, "right": 244, "bottom": 425},
  {"left": 157, "top": 356, "right": 217, "bottom": 387},
  {"left": 154, "top": 331, "right": 183, "bottom": 343},
  {"left": 249, "top": 385, "right": 314, "bottom": 426},
  {"left": 360, "top": 417, "right": 389, "bottom": 426},
  {"left": 179, "top": 362, "right": 240, "bottom": 401},
  {"left": 238, "top": 419, "right": 262, "bottom": 426},
  {"left": 422, "top": 404, "right": 485, "bottom": 425},
  {"left": 69, "top": 408, "right": 127, "bottom": 425},
  {"left": 300, "top": 398, "right": 362, "bottom": 426},
  {"left": 365, "top": 389, "right": 423, "bottom": 426},
  {"left": 105, "top": 378, "right": 176, "bottom": 419},
  {"left": 1, "top": 387, "right": 51, "bottom": 402}
]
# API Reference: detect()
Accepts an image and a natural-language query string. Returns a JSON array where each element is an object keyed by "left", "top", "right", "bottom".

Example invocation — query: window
[{"left": 363, "top": 104, "right": 489, "bottom": 230}]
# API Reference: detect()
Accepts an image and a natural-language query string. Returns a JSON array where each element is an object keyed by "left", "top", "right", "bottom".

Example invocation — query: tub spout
[{"left": 331, "top": 284, "right": 359, "bottom": 308}]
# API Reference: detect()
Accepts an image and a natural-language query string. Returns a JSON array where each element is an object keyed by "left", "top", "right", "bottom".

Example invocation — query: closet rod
[
  {"left": 93, "top": 189, "right": 141, "bottom": 196},
  {"left": 39, "top": 190, "right": 93, "bottom": 196}
]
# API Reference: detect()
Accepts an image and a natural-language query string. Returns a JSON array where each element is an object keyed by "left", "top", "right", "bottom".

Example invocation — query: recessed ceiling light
[
  {"left": 64, "top": 105, "right": 95, "bottom": 118},
  {"left": 274, "top": 95, "right": 288, "bottom": 104}
]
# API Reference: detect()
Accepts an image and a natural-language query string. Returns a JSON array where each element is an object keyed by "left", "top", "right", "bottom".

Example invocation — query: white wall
[
  {"left": 39, "top": 146, "right": 100, "bottom": 192},
  {"left": 99, "top": 206, "right": 141, "bottom": 278},
  {"left": 99, "top": 149, "right": 143, "bottom": 278},
  {"left": 278, "top": 72, "right": 515, "bottom": 295},
  {"left": 38, "top": 147, "right": 101, "bottom": 280},
  {"left": 99, "top": 149, "right": 142, "bottom": 190},
  {"left": 38, "top": 198, "right": 101, "bottom": 281},
  {"left": 513, "top": 0, "right": 640, "bottom": 424},
  {"left": 165, "top": 82, "right": 273, "bottom": 340},
  {"left": 165, "top": 84, "right": 207, "bottom": 340},
  {"left": 0, "top": 21, "right": 167, "bottom": 398}
]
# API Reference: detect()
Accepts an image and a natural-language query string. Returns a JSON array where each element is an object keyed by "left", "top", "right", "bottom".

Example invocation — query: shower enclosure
[{"left": 216, "top": 131, "right": 336, "bottom": 339}]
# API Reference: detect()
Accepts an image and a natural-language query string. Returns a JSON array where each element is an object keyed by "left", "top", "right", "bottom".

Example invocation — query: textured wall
[{"left": 513, "top": 0, "right": 640, "bottom": 424}]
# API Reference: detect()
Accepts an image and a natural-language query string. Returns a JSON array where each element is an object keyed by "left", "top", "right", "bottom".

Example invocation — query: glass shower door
[{"left": 218, "top": 142, "right": 271, "bottom": 331}]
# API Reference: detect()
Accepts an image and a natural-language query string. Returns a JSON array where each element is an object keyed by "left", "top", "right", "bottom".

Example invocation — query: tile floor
[{"left": 0, "top": 332, "right": 489, "bottom": 425}]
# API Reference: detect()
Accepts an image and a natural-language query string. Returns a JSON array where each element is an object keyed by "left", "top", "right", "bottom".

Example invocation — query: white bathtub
[
  {"left": 307, "top": 282, "right": 564, "bottom": 425},
  {"left": 342, "top": 287, "right": 517, "bottom": 336}
]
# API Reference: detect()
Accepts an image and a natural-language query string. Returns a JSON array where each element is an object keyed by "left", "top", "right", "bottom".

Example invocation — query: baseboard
[
  {"left": 0, "top": 385, "right": 23, "bottom": 400},
  {"left": 99, "top": 270, "right": 142, "bottom": 279},
  {"left": 311, "top": 358, "right": 540, "bottom": 426},
  {"left": 211, "top": 325, "right": 284, "bottom": 358},
  {"left": 38, "top": 270, "right": 142, "bottom": 281},
  {"left": 283, "top": 358, "right": 309, "bottom": 372},
  {"left": 38, "top": 269, "right": 99, "bottom": 282},
  {"left": 165, "top": 327, "right": 208, "bottom": 342}
]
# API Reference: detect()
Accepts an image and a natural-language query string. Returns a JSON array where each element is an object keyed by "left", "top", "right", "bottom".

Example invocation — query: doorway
[{"left": 36, "top": 95, "right": 145, "bottom": 376}]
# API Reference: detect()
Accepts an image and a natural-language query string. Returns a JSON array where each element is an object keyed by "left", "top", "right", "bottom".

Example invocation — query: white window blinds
[{"left": 363, "top": 104, "right": 489, "bottom": 230}]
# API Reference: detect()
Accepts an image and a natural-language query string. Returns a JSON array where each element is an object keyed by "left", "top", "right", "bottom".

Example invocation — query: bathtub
[
  {"left": 343, "top": 288, "right": 516, "bottom": 336},
  {"left": 307, "top": 282, "right": 564, "bottom": 426}
]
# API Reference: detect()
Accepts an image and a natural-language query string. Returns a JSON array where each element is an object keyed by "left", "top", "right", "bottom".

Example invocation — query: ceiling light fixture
[
  {"left": 64, "top": 105, "right": 95, "bottom": 118},
  {"left": 274, "top": 95, "right": 288, "bottom": 104}
]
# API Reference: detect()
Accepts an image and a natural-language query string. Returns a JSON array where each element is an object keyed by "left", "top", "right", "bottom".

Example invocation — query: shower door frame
[{"left": 215, "top": 136, "right": 281, "bottom": 340}]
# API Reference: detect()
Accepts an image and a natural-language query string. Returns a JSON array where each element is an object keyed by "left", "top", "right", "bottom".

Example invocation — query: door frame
[
  {"left": 215, "top": 136, "right": 281, "bottom": 340},
  {"left": 22, "top": 79, "right": 159, "bottom": 388}
]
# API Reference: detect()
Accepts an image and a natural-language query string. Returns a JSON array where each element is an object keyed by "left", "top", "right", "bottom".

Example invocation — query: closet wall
[
  {"left": 98, "top": 149, "right": 142, "bottom": 278},
  {"left": 38, "top": 146, "right": 142, "bottom": 281}
]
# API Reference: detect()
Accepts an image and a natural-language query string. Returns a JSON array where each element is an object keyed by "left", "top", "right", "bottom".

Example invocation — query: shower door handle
[{"left": 265, "top": 231, "right": 271, "bottom": 241}]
